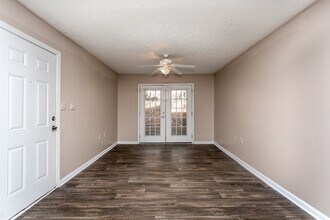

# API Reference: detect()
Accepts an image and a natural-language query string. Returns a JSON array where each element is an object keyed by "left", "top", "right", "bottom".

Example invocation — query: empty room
[{"left": 0, "top": 0, "right": 329, "bottom": 219}]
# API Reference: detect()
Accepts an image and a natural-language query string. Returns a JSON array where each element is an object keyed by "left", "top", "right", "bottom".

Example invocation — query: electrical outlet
[
  {"left": 240, "top": 138, "right": 243, "bottom": 144},
  {"left": 98, "top": 134, "right": 101, "bottom": 140}
]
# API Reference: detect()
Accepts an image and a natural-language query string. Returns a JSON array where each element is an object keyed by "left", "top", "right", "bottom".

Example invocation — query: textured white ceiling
[{"left": 18, "top": 0, "right": 315, "bottom": 74}]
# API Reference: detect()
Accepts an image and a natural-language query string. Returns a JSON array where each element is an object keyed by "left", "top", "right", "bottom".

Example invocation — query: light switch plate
[
  {"left": 61, "top": 103, "right": 66, "bottom": 111},
  {"left": 70, "top": 103, "right": 75, "bottom": 110}
]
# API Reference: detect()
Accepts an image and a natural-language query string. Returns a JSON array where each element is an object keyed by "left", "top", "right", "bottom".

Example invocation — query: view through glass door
[{"left": 139, "top": 84, "right": 193, "bottom": 143}]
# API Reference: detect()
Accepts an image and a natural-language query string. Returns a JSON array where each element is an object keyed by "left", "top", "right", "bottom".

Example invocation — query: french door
[
  {"left": 139, "top": 84, "right": 193, "bottom": 143},
  {"left": 0, "top": 26, "right": 58, "bottom": 219}
]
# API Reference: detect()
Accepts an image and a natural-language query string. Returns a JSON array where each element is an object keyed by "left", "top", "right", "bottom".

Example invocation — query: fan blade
[
  {"left": 150, "top": 68, "right": 160, "bottom": 75},
  {"left": 137, "top": 65, "right": 162, "bottom": 68},
  {"left": 172, "top": 64, "right": 195, "bottom": 69},
  {"left": 171, "top": 67, "right": 183, "bottom": 75}
]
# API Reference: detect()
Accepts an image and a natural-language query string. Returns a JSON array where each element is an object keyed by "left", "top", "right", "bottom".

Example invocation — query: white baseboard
[
  {"left": 118, "top": 141, "right": 215, "bottom": 145},
  {"left": 117, "top": 141, "right": 139, "bottom": 145},
  {"left": 59, "top": 142, "right": 117, "bottom": 186},
  {"left": 213, "top": 142, "right": 328, "bottom": 220},
  {"left": 193, "top": 141, "right": 214, "bottom": 144},
  {"left": 12, "top": 187, "right": 56, "bottom": 220}
]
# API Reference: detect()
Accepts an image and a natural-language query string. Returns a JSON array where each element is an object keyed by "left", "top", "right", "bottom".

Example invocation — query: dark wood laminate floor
[{"left": 20, "top": 144, "right": 313, "bottom": 219}]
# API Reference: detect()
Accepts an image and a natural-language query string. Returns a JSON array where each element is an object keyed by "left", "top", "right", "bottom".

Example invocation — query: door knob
[{"left": 52, "top": 126, "right": 58, "bottom": 131}]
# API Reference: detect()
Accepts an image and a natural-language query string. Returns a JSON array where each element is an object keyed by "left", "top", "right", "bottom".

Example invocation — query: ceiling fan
[{"left": 137, "top": 54, "right": 195, "bottom": 76}]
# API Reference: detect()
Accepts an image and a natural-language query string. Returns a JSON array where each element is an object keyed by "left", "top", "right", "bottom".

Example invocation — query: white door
[
  {"left": 139, "top": 84, "right": 193, "bottom": 143},
  {"left": 165, "top": 85, "right": 193, "bottom": 142},
  {"left": 139, "top": 86, "right": 166, "bottom": 142},
  {"left": 0, "top": 27, "right": 57, "bottom": 220}
]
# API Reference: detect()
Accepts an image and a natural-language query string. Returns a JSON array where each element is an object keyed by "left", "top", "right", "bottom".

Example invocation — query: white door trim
[
  {"left": 138, "top": 83, "right": 194, "bottom": 143},
  {"left": 0, "top": 20, "right": 61, "bottom": 188}
]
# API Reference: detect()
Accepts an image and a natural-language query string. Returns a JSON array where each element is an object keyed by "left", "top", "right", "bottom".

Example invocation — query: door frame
[
  {"left": 138, "top": 83, "right": 194, "bottom": 143},
  {"left": 0, "top": 20, "right": 61, "bottom": 188}
]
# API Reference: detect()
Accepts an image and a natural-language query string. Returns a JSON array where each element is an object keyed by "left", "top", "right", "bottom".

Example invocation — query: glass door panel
[
  {"left": 170, "top": 90, "right": 187, "bottom": 136},
  {"left": 144, "top": 90, "right": 161, "bottom": 136}
]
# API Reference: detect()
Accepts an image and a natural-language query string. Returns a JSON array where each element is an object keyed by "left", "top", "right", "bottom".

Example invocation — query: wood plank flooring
[{"left": 19, "top": 144, "right": 313, "bottom": 219}]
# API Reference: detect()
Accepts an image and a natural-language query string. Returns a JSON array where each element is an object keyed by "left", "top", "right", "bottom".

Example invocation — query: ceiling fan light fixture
[
  {"left": 137, "top": 53, "right": 195, "bottom": 76},
  {"left": 159, "top": 66, "right": 171, "bottom": 75}
]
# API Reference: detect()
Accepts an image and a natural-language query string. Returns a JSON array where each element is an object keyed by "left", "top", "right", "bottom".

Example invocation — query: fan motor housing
[{"left": 160, "top": 58, "right": 172, "bottom": 66}]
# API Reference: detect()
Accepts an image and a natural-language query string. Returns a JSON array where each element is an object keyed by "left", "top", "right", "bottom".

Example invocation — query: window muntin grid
[{"left": 170, "top": 89, "right": 187, "bottom": 136}]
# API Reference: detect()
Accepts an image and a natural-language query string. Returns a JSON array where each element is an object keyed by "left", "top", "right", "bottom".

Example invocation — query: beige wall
[
  {"left": 215, "top": 1, "right": 330, "bottom": 216},
  {"left": 0, "top": 0, "right": 118, "bottom": 178},
  {"left": 118, "top": 74, "right": 214, "bottom": 142}
]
